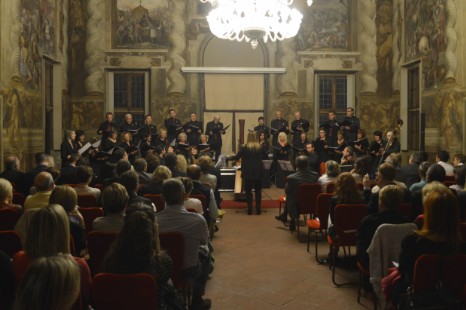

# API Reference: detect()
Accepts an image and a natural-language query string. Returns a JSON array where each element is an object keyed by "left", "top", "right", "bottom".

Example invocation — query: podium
[{"left": 275, "top": 160, "right": 294, "bottom": 188}]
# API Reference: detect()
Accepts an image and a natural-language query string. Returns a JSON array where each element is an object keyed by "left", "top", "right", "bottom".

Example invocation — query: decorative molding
[{"left": 181, "top": 67, "right": 286, "bottom": 74}]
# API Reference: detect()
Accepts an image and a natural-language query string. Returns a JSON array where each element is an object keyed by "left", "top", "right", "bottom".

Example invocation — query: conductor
[{"left": 227, "top": 131, "right": 263, "bottom": 215}]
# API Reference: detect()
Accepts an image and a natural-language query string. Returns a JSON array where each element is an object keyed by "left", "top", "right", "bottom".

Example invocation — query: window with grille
[
  {"left": 318, "top": 75, "right": 348, "bottom": 126},
  {"left": 407, "top": 66, "right": 420, "bottom": 150},
  {"left": 112, "top": 72, "right": 147, "bottom": 126}
]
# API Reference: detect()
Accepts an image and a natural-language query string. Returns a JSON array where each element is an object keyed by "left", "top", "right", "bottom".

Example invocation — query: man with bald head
[
  {"left": 24, "top": 172, "right": 55, "bottom": 211},
  {"left": 0, "top": 155, "right": 25, "bottom": 192},
  {"left": 271, "top": 110, "right": 289, "bottom": 147},
  {"left": 206, "top": 115, "right": 225, "bottom": 159}
]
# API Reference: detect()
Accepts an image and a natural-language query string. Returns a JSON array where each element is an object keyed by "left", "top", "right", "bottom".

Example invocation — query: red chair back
[
  {"left": 190, "top": 194, "right": 207, "bottom": 214},
  {"left": 77, "top": 194, "right": 99, "bottom": 208},
  {"left": 12, "top": 192, "right": 25, "bottom": 206},
  {"left": 87, "top": 231, "right": 118, "bottom": 275},
  {"left": 413, "top": 254, "right": 466, "bottom": 300},
  {"left": 0, "top": 208, "right": 21, "bottom": 231},
  {"left": 159, "top": 231, "right": 185, "bottom": 289},
  {"left": 319, "top": 162, "right": 326, "bottom": 175},
  {"left": 315, "top": 193, "right": 332, "bottom": 230},
  {"left": 297, "top": 183, "right": 321, "bottom": 216},
  {"left": 414, "top": 214, "right": 425, "bottom": 229},
  {"left": 79, "top": 207, "right": 104, "bottom": 236},
  {"left": 143, "top": 194, "right": 165, "bottom": 212},
  {"left": 0, "top": 230, "right": 22, "bottom": 258},
  {"left": 92, "top": 273, "right": 157, "bottom": 310},
  {"left": 333, "top": 204, "right": 367, "bottom": 245}
]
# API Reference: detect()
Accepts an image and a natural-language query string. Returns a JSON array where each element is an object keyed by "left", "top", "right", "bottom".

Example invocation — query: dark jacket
[
  {"left": 285, "top": 169, "right": 319, "bottom": 219},
  {"left": 228, "top": 146, "right": 263, "bottom": 180}
]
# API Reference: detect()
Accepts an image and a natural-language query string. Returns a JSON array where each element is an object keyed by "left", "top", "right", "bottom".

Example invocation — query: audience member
[
  {"left": 389, "top": 183, "right": 466, "bottom": 306},
  {"left": 139, "top": 165, "right": 171, "bottom": 196},
  {"left": 318, "top": 160, "right": 340, "bottom": 192},
  {"left": 56, "top": 153, "right": 80, "bottom": 185},
  {"left": 146, "top": 152, "right": 161, "bottom": 173},
  {"left": 176, "top": 154, "right": 188, "bottom": 176},
  {"left": 450, "top": 165, "right": 466, "bottom": 193},
  {"left": 103, "top": 204, "right": 181, "bottom": 309},
  {"left": 24, "top": 172, "right": 55, "bottom": 211},
  {"left": 356, "top": 185, "right": 407, "bottom": 292},
  {"left": 0, "top": 178, "right": 22, "bottom": 212},
  {"left": 14, "top": 254, "right": 81, "bottom": 310},
  {"left": 350, "top": 156, "right": 371, "bottom": 183},
  {"left": 12, "top": 204, "right": 91, "bottom": 307},
  {"left": 165, "top": 153, "right": 186, "bottom": 177},
  {"left": 275, "top": 155, "right": 319, "bottom": 231},
  {"left": 156, "top": 178, "right": 211, "bottom": 309},
  {"left": 187, "top": 164, "right": 218, "bottom": 226},
  {"left": 49, "top": 186, "right": 86, "bottom": 255},
  {"left": 436, "top": 150, "right": 454, "bottom": 176},
  {"left": 93, "top": 183, "right": 128, "bottom": 232},
  {"left": 305, "top": 141, "right": 320, "bottom": 173},
  {"left": 179, "top": 177, "right": 203, "bottom": 214},
  {"left": 409, "top": 161, "right": 431, "bottom": 193},
  {"left": 0, "top": 155, "right": 25, "bottom": 193},
  {"left": 329, "top": 172, "right": 364, "bottom": 224},
  {"left": 198, "top": 156, "right": 217, "bottom": 190},
  {"left": 399, "top": 152, "right": 421, "bottom": 188},
  {"left": 118, "top": 170, "right": 154, "bottom": 207},
  {"left": 384, "top": 153, "right": 407, "bottom": 187},
  {"left": 452, "top": 153, "right": 465, "bottom": 167},
  {"left": 23, "top": 152, "right": 52, "bottom": 194},
  {"left": 133, "top": 158, "right": 152, "bottom": 184},
  {"left": 74, "top": 166, "right": 100, "bottom": 200}
]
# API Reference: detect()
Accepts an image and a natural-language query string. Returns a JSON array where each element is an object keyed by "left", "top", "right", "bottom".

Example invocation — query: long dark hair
[{"left": 334, "top": 172, "right": 363, "bottom": 204}]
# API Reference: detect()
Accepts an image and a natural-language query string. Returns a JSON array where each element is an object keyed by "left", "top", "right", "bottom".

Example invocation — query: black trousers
[{"left": 244, "top": 178, "right": 262, "bottom": 210}]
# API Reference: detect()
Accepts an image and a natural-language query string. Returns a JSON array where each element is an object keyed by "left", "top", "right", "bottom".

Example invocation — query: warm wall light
[{"left": 200, "top": 0, "right": 305, "bottom": 49}]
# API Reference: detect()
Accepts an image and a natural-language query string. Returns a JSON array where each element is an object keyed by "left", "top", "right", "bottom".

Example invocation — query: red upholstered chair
[
  {"left": 143, "top": 194, "right": 165, "bottom": 212},
  {"left": 296, "top": 183, "right": 321, "bottom": 240},
  {"left": 0, "top": 208, "right": 20, "bottom": 231},
  {"left": 78, "top": 207, "right": 104, "bottom": 236},
  {"left": 87, "top": 232, "right": 118, "bottom": 275},
  {"left": 77, "top": 194, "right": 99, "bottom": 208},
  {"left": 319, "top": 162, "right": 326, "bottom": 175},
  {"left": 307, "top": 193, "right": 332, "bottom": 262},
  {"left": 159, "top": 231, "right": 191, "bottom": 304},
  {"left": 413, "top": 254, "right": 466, "bottom": 305},
  {"left": 327, "top": 203, "right": 367, "bottom": 286},
  {"left": 0, "top": 230, "right": 22, "bottom": 258},
  {"left": 190, "top": 195, "right": 207, "bottom": 214},
  {"left": 92, "top": 273, "right": 157, "bottom": 310},
  {"left": 278, "top": 195, "right": 286, "bottom": 215},
  {"left": 12, "top": 192, "right": 25, "bottom": 206}
]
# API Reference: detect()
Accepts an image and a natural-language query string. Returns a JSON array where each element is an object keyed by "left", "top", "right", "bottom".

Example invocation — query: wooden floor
[{"left": 203, "top": 189, "right": 374, "bottom": 309}]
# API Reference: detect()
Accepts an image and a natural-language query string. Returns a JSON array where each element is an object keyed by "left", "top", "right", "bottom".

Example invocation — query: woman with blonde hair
[
  {"left": 227, "top": 131, "right": 263, "bottom": 214},
  {"left": 49, "top": 185, "right": 85, "bottom": 255},
  {"left": 139, "top": 165, "right": 172, "bottom": 195},
  {"left": 60, "top": 129, "right": 78, "bottom": 166},
  {"left": 14, "top": 254, "right": 81, "bottom": 310},
  {"left": 390, "top": 182, "right": 466, "bottom": 305},
  {"left": 12, "top": 204, "right": 91, "bottom": 308}
]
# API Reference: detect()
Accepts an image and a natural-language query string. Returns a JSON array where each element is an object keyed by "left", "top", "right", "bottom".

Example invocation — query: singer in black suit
[
  {"left": 183, "top": 112, "right": 203, "bottom": 145},
  {"left": 164, "top": 109, "right": 182, "bottom": 142},
  {"left": 227, "top": 132, "right": 263, "bottom": 215},
  {"left": 254, "top": 116, "right": 270, "bottom": 140},
  {"left": 290, "top": 111, "right": 310, "bottom": 146},
  {"left": 97, "top": 112, "right": 115, "bottom": 139},
  {"left": 270, "top": 111, "right": 289, "bottom": 147},
  {"left": 140, "top": 114, "right": 158, "bottom": 141},
  {"left": 206, "top": 115, "right": 225, "bottom": 159},
  {"left": 341, "top": 107, "right": 360, "bottom": 142},
  {"left": 322, "top": 111, "right": 339, "bottom": 147}
]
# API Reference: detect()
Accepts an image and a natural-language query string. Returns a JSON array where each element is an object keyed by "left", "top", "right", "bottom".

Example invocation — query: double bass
[{"left": 378, "top": 119, "right": 403, "bottom": 167}]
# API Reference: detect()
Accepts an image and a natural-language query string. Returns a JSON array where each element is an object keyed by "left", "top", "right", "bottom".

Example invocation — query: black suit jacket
[
  {"left": 306, "top": 152, "right": 320, "bottom": 173},
  {"left": 285, "top": 169, "right": 319, "bottom": 219},
  {"left": 206, "top": 122, "right": 224, "bottom": 146},
  {"left": 183, "top": 120, "right": 203, "bottom": 145},
  {"left": 0, "top": 170, "right": 26, "bottom": 192},
  {"left": 97, "top": 121, "right": 115, "bottom": 139},
  {"left": 270, "top": 119, "right": 289, "bottom": 146},
  {"left": 399, "top": 164, "right": 420, "bottom": 188},
  {"left": 164, "top": 118, "right": 182, "bottom": 141},
  {"left": 24, "top": 164, "right": 48, "bottom": 194},
  {"left": 291, "top": 119, "right": 310, "bottom": 145}
]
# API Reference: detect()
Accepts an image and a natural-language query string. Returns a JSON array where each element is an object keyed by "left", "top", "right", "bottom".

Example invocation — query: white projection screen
[{"left": 204, "top": 74, "right": 264, "bottom": 110}]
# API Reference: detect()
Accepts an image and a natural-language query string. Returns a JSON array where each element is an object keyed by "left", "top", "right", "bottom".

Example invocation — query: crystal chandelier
[{"left": 200, "top": 0, "right": 305, "bottom": 49}]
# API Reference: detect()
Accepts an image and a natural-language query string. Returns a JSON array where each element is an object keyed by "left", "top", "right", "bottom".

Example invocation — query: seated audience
[
  {"left": 156, "top": 178, "right": 211, "bottom": 309},
  {"left": 318, "top": 160, "right": 340, "bottom": 192},
  {"left": 139, "top": 165, "right": 172, "bottom": 196},
  {"left": 187, "top": 164, "right": 218, "bottom": 226},
  {"left": 329, "top": 172, "right": 364, "bottom": 224},
  {"left": 93, "top": 183, "right": 128, "bottom": 232},
  {"left": 452, "top": 153, "right": 465, "bottom": 167},
  {"left": 356, "top": 185, "right": 407, "bottom": 292},
  {"left": 24, "top": 172, "right": 55, "bottom": 211},
  {"left": 14, "top": 254, "right": 81, "bottom": 310},
  {"left": 389, "top": 182, "right": 466, "bottom": 306},
  {"left": 176, "top": 154, "right": 188, "bottom": 176},
  {"left": 275, "top": 155, "right": 319, "bottom": 231},
  {"left": 12, "top": 204, "right": 91, "bottom": 308},
  {"left": 399, "top": 152, "right": 421, "bottom": 188},
  {"left": 118, "top": 170, "right": 154, "bottom": 207},
  {"left": 198, "top": 156, "right": 217, "bottom": 190},
  {"left": 0, "top": 178, "right": 22, "bottom": 212},
  {"left": 180, "top": 177, "right": 203, "bottom": 214},
  {"left": 103, "top": 204, "right": 181, "bottom": 309},
  {"left": 133, "top": 158, "right": 152, "bottom": 184},
  {"left": 0, "top": 155, "right": 25, "bottom": 193},
  {"left": 449, "top": 165, "right": 466, "bottom": 194},
  {"left": 436, "top": 150, "right": 454, "bottom": 177},
  {"left": 23, "top": 152, "right": 52, "bottom": 195},
  {"left": 165, "top": 153, "right": 186, "bottom": 177},
  {"left": 49, "top": 185, "right": 86, "bottom": 256},
  {"left": 74, "top": 165, "right": 101, "bottom": 200},
  {"left": 56, "top": 153, "right": 80, "bottom": 185},
  {"left": 145, "top": 152, "right": 160, "bottom": 173},
  {"left": 350, "top": 156, "right": 371, "bottom": 183},
  {"left": 409, "top": 161, "right": 431, "bottom": 193}
]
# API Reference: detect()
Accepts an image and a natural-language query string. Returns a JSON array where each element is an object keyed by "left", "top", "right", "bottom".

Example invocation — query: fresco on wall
[
  {"left": 376, "top": 0, "right": 393, "bottom": 97},
  {"left": 296, "top": 0, "right": 348, "bottom": 51},
  {"left": 114, "top": 0, "right": 170, "bottom": 49},
  {"left": 359, "top": 98, "right": 399, "bottom": 137},
  {"left": 69, "top": 0, "right": 88, "bottom": 96},
  {"left": 405, "top": 0, "right": 447, "bottom": 88},
  {"left": 71, "top": 101, "right": 104, "bottom": 133},
  {"left": 19, "top": 0, "right": 56, "bottom": 90}
]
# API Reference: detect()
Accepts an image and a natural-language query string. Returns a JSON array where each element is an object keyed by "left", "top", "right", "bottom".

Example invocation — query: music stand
[{"left": 275, "top": 160, "right": 294, "bottom": 188}]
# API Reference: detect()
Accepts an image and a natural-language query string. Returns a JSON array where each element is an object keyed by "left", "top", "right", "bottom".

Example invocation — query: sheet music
[{"left": 78, "top": 142, "right": 91, "bottom": 155}]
